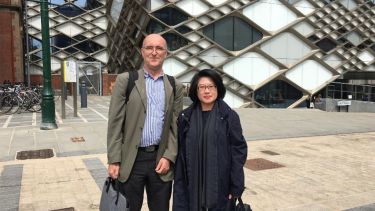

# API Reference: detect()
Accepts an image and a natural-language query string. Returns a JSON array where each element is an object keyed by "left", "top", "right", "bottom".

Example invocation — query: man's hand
[
  {"left": 155, "top": 157, "right": 170, "bottom": 175},
  {"left": 108, "top": 163, "right": 120, "bottom": 179}
]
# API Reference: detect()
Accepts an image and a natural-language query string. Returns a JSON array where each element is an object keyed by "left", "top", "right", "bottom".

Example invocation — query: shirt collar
[{"left": 143, "top": 68, "right": 164, "bottom": 80}]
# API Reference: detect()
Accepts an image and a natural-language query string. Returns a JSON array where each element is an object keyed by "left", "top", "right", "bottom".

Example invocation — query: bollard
[
  {"left": 64, "top": 84, "right": 68, "bottom": 100},
  {"left": 80, "top": 80, "right": 87, "bottom": 108}
]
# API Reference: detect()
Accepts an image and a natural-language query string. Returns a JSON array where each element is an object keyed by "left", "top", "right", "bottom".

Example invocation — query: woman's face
[{"left": 197, "top": 77, "right": 218, "bottom": 110}]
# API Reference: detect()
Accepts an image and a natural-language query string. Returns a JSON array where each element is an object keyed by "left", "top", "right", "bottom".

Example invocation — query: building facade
[
  {"left": 106, "top": 0, "right": 375, "bottom": 108},
  {"left": 0, "top": 0, "right": 24, "bottom": 83},
  {"left": 24, "top": 0, "right": 109, "bottom": 93},
  {"left": 21, "top": 0, "right": 375, "bottom": 108}
]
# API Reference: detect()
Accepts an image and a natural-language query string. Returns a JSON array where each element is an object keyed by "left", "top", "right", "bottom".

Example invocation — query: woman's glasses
[{"left": 197, "top": 84, "right": 216, "bottom": 91}]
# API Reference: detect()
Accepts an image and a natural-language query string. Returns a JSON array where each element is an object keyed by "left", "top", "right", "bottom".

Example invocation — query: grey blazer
[{"left": 107, "top": 69, "right": 184, "bottom": 182}]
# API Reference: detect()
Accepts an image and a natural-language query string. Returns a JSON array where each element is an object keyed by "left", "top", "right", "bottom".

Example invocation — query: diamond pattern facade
[
  {"left": 106, "top": 0, "right": 375, "bottom": 108},
  {"left": 26, "top": 0, "right": 108, "bottom": 75}
]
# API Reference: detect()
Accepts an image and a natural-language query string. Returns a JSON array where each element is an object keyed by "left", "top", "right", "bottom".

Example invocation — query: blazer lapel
[
  {"left": 134, "top": 69, "right": 147, "bottom": 109},
  {"left": 164, "top": 75, "right": 172, "bottom": 113}
]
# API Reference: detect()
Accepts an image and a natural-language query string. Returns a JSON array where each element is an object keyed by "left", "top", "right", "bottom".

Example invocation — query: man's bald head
[{"left": 142, "top": 34, "right": 167, "bottom": 49}]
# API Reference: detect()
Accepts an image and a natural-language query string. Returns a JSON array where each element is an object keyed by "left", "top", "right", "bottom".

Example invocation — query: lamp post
[{"left": 40, "top": 0, "right": 57, "bottom": 130}]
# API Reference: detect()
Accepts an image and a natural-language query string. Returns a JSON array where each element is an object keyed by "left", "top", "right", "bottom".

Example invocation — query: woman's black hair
[{"left": 188, "top": 69, "right": 226, "bottom": 103}]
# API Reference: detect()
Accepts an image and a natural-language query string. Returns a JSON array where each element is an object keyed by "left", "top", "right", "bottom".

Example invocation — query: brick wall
[
  {"left": 0, "top": 0, "right": 11, "bottom": 4},
  {"left": 0, "top": 12, "right": 14, "bottom": 83},
  {"left": 0, "top": 0, "right": 23, "bottom": 83},
  {"left": 102, "top": 73, "right": 117, "bottom": 96}
]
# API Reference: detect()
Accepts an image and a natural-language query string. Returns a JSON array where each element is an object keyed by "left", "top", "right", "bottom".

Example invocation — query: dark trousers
[{"left": 120, "top": 150, "right": 172, "bottom": 211}]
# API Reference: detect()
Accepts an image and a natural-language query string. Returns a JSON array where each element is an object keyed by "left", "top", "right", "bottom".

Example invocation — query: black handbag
[
  {"left": 227, "top": 197, "right": 252, "bottom": 211},
  {"left": 99, "top": 177, "right": 129, "bottom": 211},
  {"left": 235, "top": 197, "right": 252, "bottom": 211}
]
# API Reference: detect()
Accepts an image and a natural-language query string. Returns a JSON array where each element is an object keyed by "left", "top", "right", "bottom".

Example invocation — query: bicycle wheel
[
  {"left": 28, "top": 94, "right": 42, "bottom": 112},
  {"left": 8, "top": 95, "right": 20, "bottom": 114},
  {"left": 0, "top": 95, "right": 13, "bottom": 114}
]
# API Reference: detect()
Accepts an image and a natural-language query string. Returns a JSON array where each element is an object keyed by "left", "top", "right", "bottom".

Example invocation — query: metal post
[
  {"left": 73, "top": 83, "right": 78, "bottom": 117},
  {"left": 40, "top": 0, "right": 57, "bottom": 130},
  {"left": 24, "top": 0, "right": 31, "bottom": 87},
  {"left": 80, "top": 80, "right": 87, "bottom": 108},
  {"left": 61, "top": 68, "right": 65, "bottom": 119}
]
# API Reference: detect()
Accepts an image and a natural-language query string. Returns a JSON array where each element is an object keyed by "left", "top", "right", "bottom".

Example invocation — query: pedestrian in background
[
  {"left": 173, "top": 69, "right": 248, "bottom": 211},
  {"left": 107, "top": 34, "right": 184, "bottom": 211}
]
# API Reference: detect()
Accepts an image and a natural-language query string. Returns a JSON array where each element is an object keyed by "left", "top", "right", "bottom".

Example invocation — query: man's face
[{"left": 141, "top": 36, "right": 167, "bottom": 72}]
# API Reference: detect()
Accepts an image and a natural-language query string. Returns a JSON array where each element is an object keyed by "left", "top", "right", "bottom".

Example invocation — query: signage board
[
  {"left": 63, "top": 60, "right": 77, "bottom": 82},
  {"left": 337, "top": 100, "right": 351, "bottom": 106}
]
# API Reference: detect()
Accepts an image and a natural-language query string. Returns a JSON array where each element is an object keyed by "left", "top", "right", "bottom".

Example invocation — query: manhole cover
[
  {"left": 16, "top": 149, "right": 54, "bottom": 160},
  {"left": 261, "top": 150, "right": 280, "bottom": 155},
  {"left": 71, "top": 137, "right": 85, "bottom": 142},
  {"left": 245, "top": 158, "right": 284, "bottom": 171},
  {"left": 50, "top": 208, "right": 74, "bottom": 211}
]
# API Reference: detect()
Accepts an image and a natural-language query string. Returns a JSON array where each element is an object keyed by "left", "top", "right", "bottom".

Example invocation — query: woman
[{"left": 173, "top": 69, "right": 248, "bottom": 211}]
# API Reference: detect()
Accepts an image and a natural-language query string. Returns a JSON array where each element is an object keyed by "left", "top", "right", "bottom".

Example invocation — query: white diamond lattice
[
  {"left": 176, "top": 0, "right": 210, "bottom": 17},
  {"left": 223, "top": 52, "right": 279, "bottom": 87},
  {"left": 261, "top": 32, "right": 312, "bottom": 66},
  {"left": 243, "top": 0, "right": 298, "bottom": 32},
  {"left": 286, "top": 60, "right": 333, "bottom": 91},
  {"left": 56, "top": 22, "right": 85, "bottom": 37}
]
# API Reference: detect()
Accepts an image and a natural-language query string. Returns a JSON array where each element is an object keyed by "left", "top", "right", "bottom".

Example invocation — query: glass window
[
  {"left": 31, "top": 51, "right": 42, "bottom": 61},
  {"left": 110, "top": 0, "right": 124, "bottom": 24},
  {"left": 74, "top": 0, "right": 103, "bottom": 10},
  {"left": 54, "top": 4, "right": 85, "bottom": 17},
  {"left": 345, "top": 31, "right": 363, "bottom": 46},
  {"left": 152, "top": 6, "right": 189, "bottom": 26},
  {"left": 315, "top": 38, "right": 337, "bottom": 52},
  {"left": 308, "top": 34, "right": 319, "bottom": 42},
  {"left": 254, "top": 80, "right": 303, "bottom": 108},
  {"left": 146, "top": 19, "right": 167, "bottom": 34},
  {"left": 203, "top": 16, "right": 263, "bottom": 51},
  {"left": 65, "top": 47, "right": 79, "bottom": 53},
  {"left": 162, "top": 33, "right": 189, "bottom": 51},
  {"left": 48, "top": 0, "right": 65, "bottom": 7},
  {"left": 50, "top": 34, "right": 76, "bottom": 48},
  {"left": 74, "top": 40, "right": 103, "bottom": 53},
  {"left": 175, "top": 25, "right": 192, "bottom": 34},
  {"left": 29, "top": 37, "right": 42, "bottom": 51},
  {"left": 83, "top": 57, "right": 96, "bottom": 62},
  {"left": 73, "top": 35, "right": 87, "bottom": 41}
]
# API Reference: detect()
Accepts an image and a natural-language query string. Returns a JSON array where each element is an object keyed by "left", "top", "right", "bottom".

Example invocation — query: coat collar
[
  {"left": 134, "top": 69, "right": 147, "bottom": 109},
  {"left": 134, "top": 69, "right": 173, "bottom": 112},
  {"left": 181, "top": 99, "right": 232, "bottom": 123}
]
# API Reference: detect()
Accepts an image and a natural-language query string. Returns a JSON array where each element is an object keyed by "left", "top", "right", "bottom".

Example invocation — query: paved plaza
[{"left": 1, "top": 96, "right": 375, "bottom": 210}]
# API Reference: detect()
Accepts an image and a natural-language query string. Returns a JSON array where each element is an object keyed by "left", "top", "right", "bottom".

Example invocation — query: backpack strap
[
  {"left": 125, "top": 72, "right": 175, "bottom": 104},
  {"left": 125, "top": 71, "right": 138, "bottom": 104},
  {"left": 166, "top": 74, "right": 176, "bottom": 98}
]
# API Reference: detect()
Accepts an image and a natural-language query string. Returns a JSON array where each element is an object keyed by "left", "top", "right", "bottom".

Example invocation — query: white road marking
[
  {"left": 32, "top": 112, "right": 37, "bottom": 126},
  {"left": 88, "top": 107, "right": 108, "bottom": 121},
  {"left": 2, "top": 115, "right": 12, "bottom": 128},
  {"left": 55, "top": 111, "right": 63, "bottom": 124}
]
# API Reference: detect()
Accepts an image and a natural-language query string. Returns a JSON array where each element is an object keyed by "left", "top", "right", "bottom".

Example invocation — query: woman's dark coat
[{"left": 173, "top": 99, "right": 248, "bottom": 211}]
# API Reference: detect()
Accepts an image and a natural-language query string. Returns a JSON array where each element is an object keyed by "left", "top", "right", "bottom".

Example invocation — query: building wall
[
  {"left": 0, "top": 0, "right": 24, "bottom": 83},
  {"left": 106, "top": 0, "right": 375, "bottom": 108}
]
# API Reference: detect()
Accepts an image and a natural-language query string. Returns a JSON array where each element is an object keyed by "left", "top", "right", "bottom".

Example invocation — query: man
[{"left": 107, "top": 34, "right": 184, "bottom": 210}]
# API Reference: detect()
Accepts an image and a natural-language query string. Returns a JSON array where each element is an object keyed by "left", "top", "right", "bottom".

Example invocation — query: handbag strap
[
  {"left": 237, "top": 197, "right": 245, "bottom": 208},
  {"left": 106, "top": 177, "right": 121, "bottom": 205}
]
